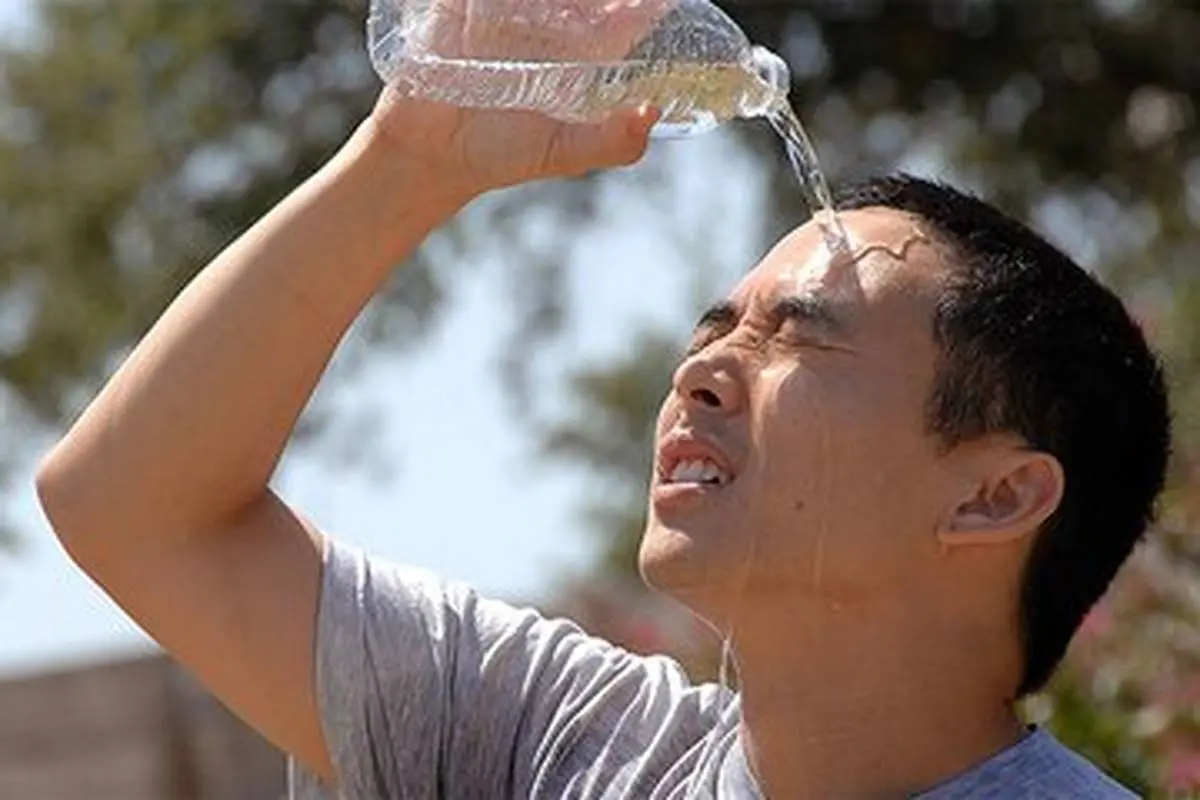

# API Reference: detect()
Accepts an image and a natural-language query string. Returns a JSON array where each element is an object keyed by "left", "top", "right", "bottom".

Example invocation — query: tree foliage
[{"left": 0, "top": 0, "right": 626, "bottom": 542}]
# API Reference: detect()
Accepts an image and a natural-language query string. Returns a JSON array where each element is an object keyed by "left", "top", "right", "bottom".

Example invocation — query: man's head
[{"left": 640, "top": 174, "right": 1170, "bottom": 697}]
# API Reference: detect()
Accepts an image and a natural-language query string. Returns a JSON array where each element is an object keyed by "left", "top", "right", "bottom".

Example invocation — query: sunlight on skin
[
  {"left": 716, "top": 219, "right": 938, "bottom": 628},
  {"left": 755, "top": 219, "right": 936, "bottom": 608},
  {"left": 783, "top": 221, "right": 933, "bottom": 307}
]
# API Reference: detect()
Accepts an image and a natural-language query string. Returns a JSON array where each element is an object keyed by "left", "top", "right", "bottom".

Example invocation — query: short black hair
[{"left": 835, "top": 174, "right": 1171, "bottom": 696}]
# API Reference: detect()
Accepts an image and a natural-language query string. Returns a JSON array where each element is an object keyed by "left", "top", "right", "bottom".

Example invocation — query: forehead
[{"left": 729, "top": 207, "right": 944, "bottom": 325}]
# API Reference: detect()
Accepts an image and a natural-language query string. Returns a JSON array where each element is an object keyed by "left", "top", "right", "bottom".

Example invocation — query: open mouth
[
  {"left": 654, "top": 428, "right": 738, "bottom": 502},
  {"left": 660, "top": 457, "right": 732, "bottom": 487},
  {"left": 652, "top": 449, "right": 734, "bottom": 512}
]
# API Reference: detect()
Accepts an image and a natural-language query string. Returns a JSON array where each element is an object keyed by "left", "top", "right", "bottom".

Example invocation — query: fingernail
[{"left": 627, "top": 108, "right": 655, "bottom": 136}]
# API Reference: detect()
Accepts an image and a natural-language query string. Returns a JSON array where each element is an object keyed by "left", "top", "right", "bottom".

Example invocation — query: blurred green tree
[{"left": 0, "top": 0, "right": 629, "bottom": 544}]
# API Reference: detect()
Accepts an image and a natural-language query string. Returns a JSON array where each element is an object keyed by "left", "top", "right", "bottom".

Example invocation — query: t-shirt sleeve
[{"left": 290, "top": 538, "right": 693, "bottom": 800}]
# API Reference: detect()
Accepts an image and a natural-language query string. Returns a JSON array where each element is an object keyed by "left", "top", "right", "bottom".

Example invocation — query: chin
[
  {"left": 637, "top": 521, "right": 714, "bottom": 615},
  {"left": 639, "top": 513, "right": 764, "bottom": 635},
  {"left": 638, "top": 521, "right": 689, "bottom": 581}
]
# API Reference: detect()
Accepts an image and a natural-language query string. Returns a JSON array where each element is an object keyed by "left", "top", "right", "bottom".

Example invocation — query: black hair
[{"left": 835, "top": 174, "right": 1171, "bottom": 696}]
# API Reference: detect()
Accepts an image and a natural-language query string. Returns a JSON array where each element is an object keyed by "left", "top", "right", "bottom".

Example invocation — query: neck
[{"left": 729, "top": 597, "right": 1025, "bottom": 799}]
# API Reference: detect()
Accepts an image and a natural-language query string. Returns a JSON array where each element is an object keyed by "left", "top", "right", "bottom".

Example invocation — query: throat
[{"left": 731, "top": 610, "right": 1024, "bottom": 798}]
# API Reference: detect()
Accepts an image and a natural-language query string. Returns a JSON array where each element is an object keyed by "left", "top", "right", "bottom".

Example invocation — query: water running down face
[{"left": 639, "top": 207, "right": 1061, "bottom": 631}]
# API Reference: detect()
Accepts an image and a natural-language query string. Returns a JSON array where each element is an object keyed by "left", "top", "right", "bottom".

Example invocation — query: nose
[{"left": 672, "top": 348, "right": 744, "bottom": 415}]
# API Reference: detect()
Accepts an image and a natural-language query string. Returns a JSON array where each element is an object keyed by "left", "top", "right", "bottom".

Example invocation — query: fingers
[
  {"left": 549, "top": 106, "right": 660, "bottom": 175},
  {"left": 618, "top": 105, "right": 661, "bottom": 162},
  {"left": 453, "top": 0, "right": 673, "bottom": 64},
  {"left": 601, "top": 0, "right": 675, "bottom": 58}
]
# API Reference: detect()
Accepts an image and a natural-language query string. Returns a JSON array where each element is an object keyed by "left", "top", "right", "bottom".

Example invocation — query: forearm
[{"left": 38, "top": 121, "right": 467, "bottom": 545}]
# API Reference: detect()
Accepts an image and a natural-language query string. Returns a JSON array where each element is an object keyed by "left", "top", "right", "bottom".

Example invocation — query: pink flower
[
  {"left": 1077, "top": 604, "right": 1114, "bottom": 642},
  {"left": 1167, "top": 750, "right": 1200, "bottom": 791}
]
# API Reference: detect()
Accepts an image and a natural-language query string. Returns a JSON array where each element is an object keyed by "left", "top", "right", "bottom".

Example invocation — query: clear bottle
[{"left": 366, "top": 0, "right": 791, "bottom": 138}]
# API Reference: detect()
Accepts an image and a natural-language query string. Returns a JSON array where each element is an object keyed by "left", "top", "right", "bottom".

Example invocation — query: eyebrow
[
  {"left": 694, "top": 301, "right": 740, "bottom": 331},
  {"left": 693, "top": 294, "right": 850, "bottom": 339}
]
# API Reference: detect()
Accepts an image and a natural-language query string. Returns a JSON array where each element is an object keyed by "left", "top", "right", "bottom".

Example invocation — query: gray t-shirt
[{"left": 290, "top": 540, "right": 1137, "bottom": 799}]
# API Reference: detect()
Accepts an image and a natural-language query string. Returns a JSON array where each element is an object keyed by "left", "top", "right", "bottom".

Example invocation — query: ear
[{"left": 937, "top": 450, "right": 1065, "bottom": 549}]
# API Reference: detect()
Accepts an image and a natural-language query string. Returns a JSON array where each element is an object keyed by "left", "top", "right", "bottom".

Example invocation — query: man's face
[{"left": 641, "top": 207, "right": 960, "bottom": 621}]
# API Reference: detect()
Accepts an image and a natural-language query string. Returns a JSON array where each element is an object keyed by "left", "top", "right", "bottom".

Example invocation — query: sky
[{"left": 0, "top": 60, "right": 770, "bottom": 679}]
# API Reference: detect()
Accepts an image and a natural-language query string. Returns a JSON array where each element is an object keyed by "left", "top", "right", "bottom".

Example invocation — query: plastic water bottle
[{"left": 366, "top": 0, "right": 792, "bottom": 138}]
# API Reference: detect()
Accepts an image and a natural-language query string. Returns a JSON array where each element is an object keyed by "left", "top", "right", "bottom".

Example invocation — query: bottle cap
[{"left": 749, "top": 46, "right": 790, "bottom": 98}]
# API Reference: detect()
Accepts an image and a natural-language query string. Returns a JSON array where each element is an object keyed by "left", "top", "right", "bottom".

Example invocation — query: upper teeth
[{"left": 667, "top": 459, "right": 729, "bottom": 485}]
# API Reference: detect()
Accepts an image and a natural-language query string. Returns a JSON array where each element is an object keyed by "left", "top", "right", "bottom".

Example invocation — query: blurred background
[{"left": 1, "top": 0, "right": 1198, "bottom": 797}]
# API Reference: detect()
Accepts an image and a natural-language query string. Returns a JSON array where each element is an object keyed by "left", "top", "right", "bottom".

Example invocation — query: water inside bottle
[
  {"left": 384, "top": 47, "right": 849, "bottom": 255},
  {"left": 581, "top": 61, "right": 775, "bottom": 132}
]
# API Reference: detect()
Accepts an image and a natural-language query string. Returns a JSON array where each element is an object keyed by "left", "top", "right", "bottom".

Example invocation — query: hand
[
  {"left": 417, "top": 0, "right": 670, "bottom": 63},
  {"left": 365, "top": 0, "right": 668, "bottom": 199}
]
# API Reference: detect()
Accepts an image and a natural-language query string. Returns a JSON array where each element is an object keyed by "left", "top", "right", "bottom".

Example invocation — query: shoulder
[
  {"left": 919, "top": 728, "right": 1140, "bottom": 799},
  {"left": 1024, "top": 731, "right": 1141, "bottom": 798}
]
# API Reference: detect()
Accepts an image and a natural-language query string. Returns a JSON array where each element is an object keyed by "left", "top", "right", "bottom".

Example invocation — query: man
[{"left": 37, "top": 32, "right": 1169, "bottom": 800}]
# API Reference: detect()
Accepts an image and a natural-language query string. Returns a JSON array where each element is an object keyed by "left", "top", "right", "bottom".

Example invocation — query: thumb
[{"left": 555, "top": 106, "right": 660, "bottom": 174}]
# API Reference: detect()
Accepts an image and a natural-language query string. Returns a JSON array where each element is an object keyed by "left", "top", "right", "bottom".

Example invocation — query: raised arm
[{"left": 35, "top": 83, "right": 653, "bottom": 777}]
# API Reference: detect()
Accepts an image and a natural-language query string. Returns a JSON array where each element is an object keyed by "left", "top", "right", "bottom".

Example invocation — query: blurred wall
[{"left": 0, "top": 653, "right": 285, "bottom": 800}]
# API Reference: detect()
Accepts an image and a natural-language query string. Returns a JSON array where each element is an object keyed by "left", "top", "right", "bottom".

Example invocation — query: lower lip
[{"left": 651, "top": 481, "right": 727, "bottom": 511}]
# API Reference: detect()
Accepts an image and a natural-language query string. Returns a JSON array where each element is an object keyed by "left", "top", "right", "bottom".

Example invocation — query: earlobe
[{"left": 937, "top": 451, "right": 1064, "bottom": 549}]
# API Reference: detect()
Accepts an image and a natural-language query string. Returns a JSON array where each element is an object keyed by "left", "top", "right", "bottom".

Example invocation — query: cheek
[
  {"left": 655, "top": 394, "right": 678, "bottom": 439},
  {"left": 748, "top": 366, "right": 844, "bottom": 504},
  {"left": 751, "top": 366, "right": 927, "bottom": 521},
  {"left": 743, "top": 365, "right": 946, "bottom": 597}
]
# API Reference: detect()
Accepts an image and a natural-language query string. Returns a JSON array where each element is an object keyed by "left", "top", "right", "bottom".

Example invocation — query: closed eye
[
  {"left": 777, "top": 330, "right": 854, "bottom": 354},
  {"left": 777, "top": 320, "right": 832, "bottom": 349},
  {"left": 682, "top": 297, "right": 856, "bottom": 357},
  {"left": 684, "top": 321, "right": 846, "bottom": 357},
  {"left": 772, "top": 296, "right": 856, "bottom": 354}
]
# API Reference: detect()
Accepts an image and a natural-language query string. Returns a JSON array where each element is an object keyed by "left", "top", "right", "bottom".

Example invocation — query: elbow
[
  {"left": 35, "top": 448, "right": 114, "bottom": 563},
  {"left": 36, "top": 445, "right": 260, "bottom": 561},
  {"left": 36, "top": 451, "right": 89, "bottom": 553}
]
